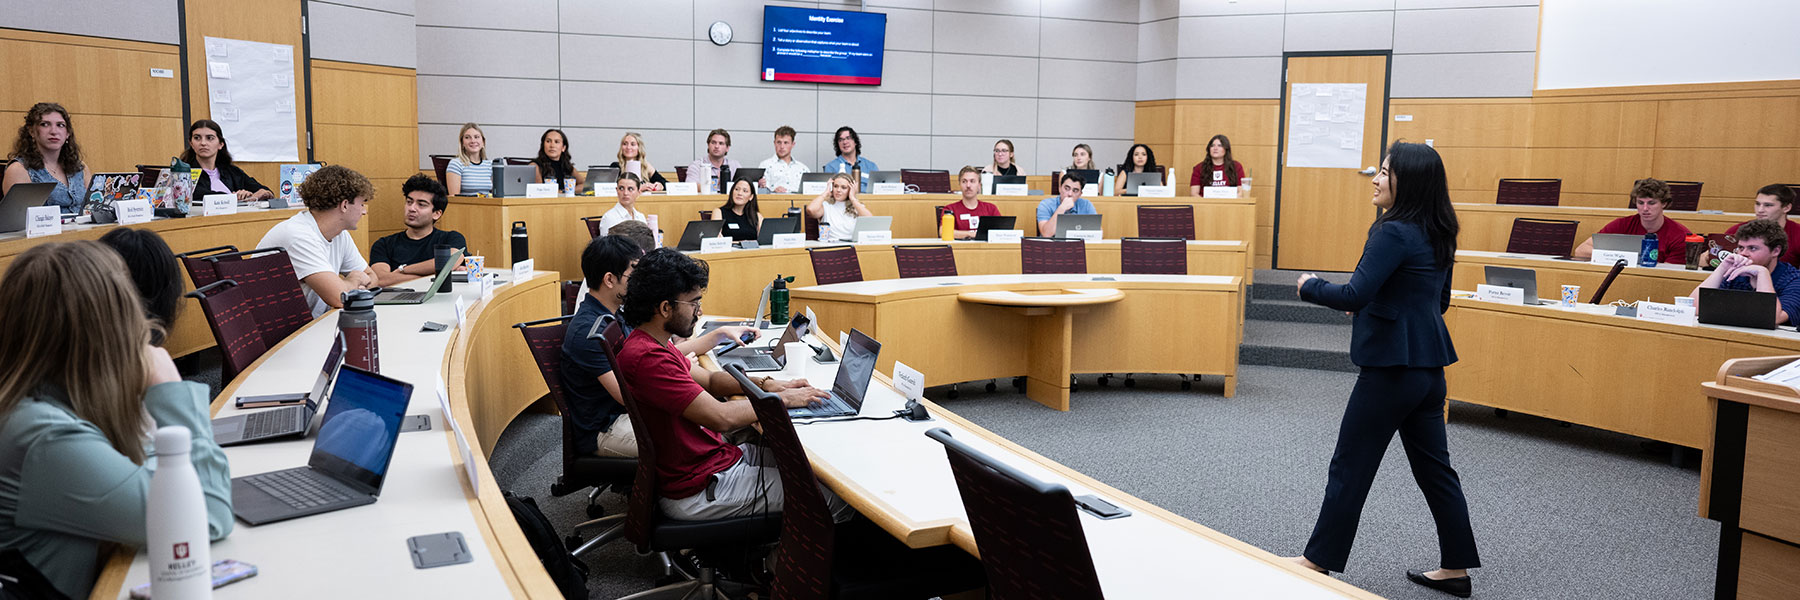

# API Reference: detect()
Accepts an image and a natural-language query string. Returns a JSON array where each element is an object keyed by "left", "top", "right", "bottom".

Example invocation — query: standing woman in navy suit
[{"left": 1288, "top": 142, "right": 1481, "bottom": 598}]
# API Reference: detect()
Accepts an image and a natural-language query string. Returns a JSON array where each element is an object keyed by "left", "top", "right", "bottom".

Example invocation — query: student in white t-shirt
[
  {"left": 257, "top": 165, "right": 377, "bottom": 316},
  {"left": 805, "top": 172, "right": 871, "bottom": 243},
  {"left": 597, "top": 173, "right": 649, "bottom": 234}
]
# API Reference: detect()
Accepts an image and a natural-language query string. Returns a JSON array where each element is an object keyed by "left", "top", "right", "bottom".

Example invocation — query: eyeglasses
[{"left": 671, "top": 299, "right": 703, "bottom": 313}]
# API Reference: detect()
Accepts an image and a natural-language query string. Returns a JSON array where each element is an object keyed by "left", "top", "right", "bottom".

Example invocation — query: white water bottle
[{"left": 148, "top": 426, "right": 212, "bottom": 599}]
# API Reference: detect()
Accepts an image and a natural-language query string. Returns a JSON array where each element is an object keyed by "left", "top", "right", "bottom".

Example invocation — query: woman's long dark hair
[
  {"left": 10, "top": 103, "right": 84, "bottom": 174},
  {"left": 535, "top": 128, "right": 574, "bottom": 179},
  {"left": 179, "top": 119, "right": 233, "bottom": 168},
  {"left": 720, "top": 179, "right": 760, "bottom": 239},
  {"left": 1206, "top": 134, "right": 1240, "bottom": 186},
  {"left": 1377, "top": 141, "right": 1459, "bottom": 269},
  {"left": 1118, "top": 143, "right": 1159, "bottom": 174}
]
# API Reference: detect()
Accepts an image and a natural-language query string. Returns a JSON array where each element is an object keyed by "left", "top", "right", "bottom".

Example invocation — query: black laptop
[
  {"left": 230, "top": 365, "right": 412, "bottom": 526},
  {"left": 214, "top": 332, "right": 346, "bottom": 446},
  {"left": 975, "top": 216, "right": 1018, "bottom": 241},
  {"left": 790, "top": 329, "right": 881, "bottom": 419},
  {"left": 677, "top": 220, "right": 727, "bottom": 251},
  {"left": 717, "top": 312, "right": 812, "bottom": 372},
  {"left": 758, "top": 216, "right": 801, "bottom": 245},
  {"left": 733, "top": 167, "right": 765, "bottom": 184},
  {"left": 0, "top": 183, "right": 55, "bottom": 233},
  {"left": 1698, "top": 287, "right": 1780, "bottom": 330}
]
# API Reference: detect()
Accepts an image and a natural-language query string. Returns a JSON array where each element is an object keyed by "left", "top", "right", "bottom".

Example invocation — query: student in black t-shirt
[{"left": 370, "top": 174, "right": 468, "bottom": 286}]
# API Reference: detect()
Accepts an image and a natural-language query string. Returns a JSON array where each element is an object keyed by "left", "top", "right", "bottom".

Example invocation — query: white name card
[
  {"left": 806, "top": 306, "right": 820, "bottom": 338},
  {"left": 454, "top": 294, "right": 467, "bottom": 327},
  {"left": 1067, "top": 229, "right": 1103, "bottom": 242},
  {"left": 1201, "top": 186, "right": 1239, "bottom": 199},
  {"left": 512, "top": 258, "right": 535, "bottom": 283},
  {"left": 1081, "top": 183, "right": 1099, "bottom": 196},
  {"left": 25, "top": 206, "right": 60, "bottom": 238},
  {"left": 1592, "top": 249, "right": 1639, "bottom": 267},
  {"left": 994, "top": 183, "right": 1029, "bottom": 196},
  {"left": 202, "top": 193, "right": 237, "bottom": 216},
  {"left": 593, "top": 182, "right": 617, "bottom": 196},
  {"left": 1139, "top": 185, "right": 1177, "bottom": 198},
  {"left": 665, "top": 182, "right": 698, "bottom": 195},
  {"left": 524, "top": 183, "right": 559, "bottom": 198},
  {"left": 1476, "top": 284, "right": 1525, "bottom": 305},
  {"left": 117, "top": 199, "right": 153, "bottom": 225},
  {"left": 480, "top": 273, "right": 498, "bottom": 299},
  {"left": 433, "top": 377, "right": 479, "bottom": 496},
  {"left": 856, "top": 230, "right": 892, "bottom": 244},
  {"left": 699, "top": 236, "right": 734, "bottom": 253},
  {"left": 1637, "top": 301, "right": 1696, "bottom": 326},
  {"left": 872, "top": 182, "right": 905, "bottom": 195},
  {"left": 802, "top": 181, "right": 828, "bottom": 195},
  {"left": 892, "top": 361, "right": 925, "bottom": 400},
  {"left": 987, "top": 229, "right": 1024, "bottom": 243},
  {"left": 773, "top": 233, "right": 806, "bottom": 248}
]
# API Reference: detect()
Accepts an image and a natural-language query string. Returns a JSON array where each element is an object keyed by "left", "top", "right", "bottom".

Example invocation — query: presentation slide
[{"left": 761, "top": 6, "right": 886, "bottom": 86}]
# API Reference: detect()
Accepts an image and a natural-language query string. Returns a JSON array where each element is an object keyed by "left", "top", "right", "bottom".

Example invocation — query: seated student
[
  {"left": 615, "top": 248, "right": 853, "bottom": 522},
  {"left": 1069, "top": 143, "right": 1098, "bottom": 172},
  {"left": 2, "top": 102, "right": 88, "bottom": 213},
  {"left": 685, "top": 129, "right": 741, "bottom": 194},
  {"left": 607, "top": 219, "right": 657, "bottom": 251},
  {"left": 532, "top": 128, "right": 583, "bottom": 188},
  {"left": 257, "top": 165, "right": 378, "bottom": 317},
  {"left": 1037, "top": 171, "right": 1098, "bottom": 236},
  {"left": 1690, "top": 218, "right": 1800, "bottom": 325},
  {"left": 609, "top": 132, "right": 667, "bottom": 192},
  {"left": 757, "top": 125, "right": 809, "bottom": 194},
  {"left": 944, "top": 166, "right": 1001, "bottom": 240},
  {"left": 821, "top": 126, "right": 877, "bottom": 193},
  {"left": 0, "top": 241, "right": 233, "bottom": 600},
  {"left": 1114, "top": 143, "right": 1161, "bottom": 196},
  {"left": 1725, "top": 184, "right": 1800, "bottom": 267},
  {"left": 1189, "top": 134, "right": 1245, "bottom": 196},
  {"left": 1572, "top": 178, "right": 1692, "bottom": 261},
  {"left": 445, "top": 122, "right": 492, "bottom": 196},
  {"left": 597, "top": 173, "right": 649, "bottom": 234},
  {"left": 561, "top": 235, "right": 646, "bottom": 457},
  {"left": 182, "top": 119, "right": 272, "bottom": 203},
  {"left": 717, "top": 178, "right": 764, "bottom": 242},
  {"left": 97, "top": 228, "right": 183, "bottom": 347},
  {"left": 806, "top": 172, "right": 872, "bottom": 243},
  {"left": 369, "top": 174, "right": 468, "bottom": 287},
  {"left": 983, "top": 139, "right": 1019, "bottom": 177}
]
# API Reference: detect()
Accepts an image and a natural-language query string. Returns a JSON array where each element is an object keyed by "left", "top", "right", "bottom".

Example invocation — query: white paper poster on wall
[
  {"left": 1284, "top": 83, "right": 1367, "bottom": 170},
  {"left": 203, "top": 36, "right": 299, "bottom": 162}
]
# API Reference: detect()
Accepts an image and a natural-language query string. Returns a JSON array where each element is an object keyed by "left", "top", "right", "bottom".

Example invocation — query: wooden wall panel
[
  {"left": 1388, "top": 99, "right": 1532, "bottom": 148},
  {"left": 1134, "top": 101, "right": 1174, "bottom": 146},
  {"left": 0, "top": 29, "right": 183, "bottom": 174},
  {"left": 1654, "top": 97, "right": 1800, "bottom": 149},
  {"left": 184, "top": 0, "right": 306, "bottom": 195},
  {"left": 1528, "top": 100, "right": 1659, "bottom": 148},
  {"left": 310, "top": 60, "right": 418, "bottom": 258}
]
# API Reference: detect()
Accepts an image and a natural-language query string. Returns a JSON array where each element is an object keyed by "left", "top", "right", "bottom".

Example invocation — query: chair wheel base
[
  {"left": 564, "top": 535, "right": 583, "bottom": 551},
  {"left": 1124, "top": 378, "right": 1136, "bottom": 388},
  {"left": 1494, "top": 408, "right": 1509, "bottom": 418},
  {"left": 586, "top": 504, "right": 607, "bottom": 519},
  {"left": 985, "top": 381, "right": 997, "bottom": 392},
  {"left": 1098, "top": 376, "right": 1111, "bottom": 386},
  {"left": 947, "top": 389, "right": 959, "bottom": 399},
  {"left": 1180, "top": 381, "right": 1192, "bottom": 390}
]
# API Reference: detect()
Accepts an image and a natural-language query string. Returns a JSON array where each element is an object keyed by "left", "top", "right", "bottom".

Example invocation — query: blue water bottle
[{"left": 1640, "top": 233, "right": 1658, "bottom": 267}]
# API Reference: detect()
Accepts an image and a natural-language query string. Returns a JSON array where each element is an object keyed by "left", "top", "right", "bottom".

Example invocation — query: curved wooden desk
[
  {"left": 94, "top": 272, "right": 563, "bottom": 599},
  {"left": 0, "top": 207, "right": 367, "bottom": 359},
  {"left": 1455, "top": 250, "right": 1708, "bottom": 305},
  {"left": 1455, "top": 203, "right": 1750, "bottom": 253},
  {"left": 792, "top": 274, "right": 1243, "bottom": 410}
]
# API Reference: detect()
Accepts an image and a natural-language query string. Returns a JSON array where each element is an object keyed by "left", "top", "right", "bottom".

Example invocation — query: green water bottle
[{"left": 770, "top": 277, "right": 789, "bottom": 325}]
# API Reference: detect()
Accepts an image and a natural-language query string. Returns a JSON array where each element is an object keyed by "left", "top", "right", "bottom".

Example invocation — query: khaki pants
[{"left": 593, "top": 415, "right": 638, "bottom": 458}]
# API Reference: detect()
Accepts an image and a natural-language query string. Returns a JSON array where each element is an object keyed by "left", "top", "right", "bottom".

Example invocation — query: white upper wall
[
  {"left": 0, "top": 0, "right": 180, "bottom": 45},
  {"left": 1537, "top": 0, "right": 1800, "bottom": 90},
  {"left": 309, "top": 0, "right": 418, "bottom": 69}
]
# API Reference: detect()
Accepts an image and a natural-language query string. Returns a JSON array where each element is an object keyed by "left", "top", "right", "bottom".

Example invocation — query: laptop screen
[
  {"left": 310, "top": 365, "right": 411, "bottom": 494},
  {"left": 308, "top": 332, "right": 348, "bottom": 406},
  {"left": 831, "top": 329, "right": 882, "bottom": 408}
]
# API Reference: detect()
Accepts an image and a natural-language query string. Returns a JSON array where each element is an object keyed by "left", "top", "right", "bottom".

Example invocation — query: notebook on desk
[{"left": 230, "top": 365, "right": 412, "bottom": 526}]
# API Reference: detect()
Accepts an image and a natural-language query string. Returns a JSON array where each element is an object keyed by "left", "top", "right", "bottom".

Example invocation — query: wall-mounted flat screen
[{"left": 761, "top": 5, "right": 886, "bottom": 86}]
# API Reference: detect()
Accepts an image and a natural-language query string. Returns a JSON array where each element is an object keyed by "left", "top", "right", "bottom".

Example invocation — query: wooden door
[{"left": 1275, "top": 55, "right": 1390, "bottom": 272}]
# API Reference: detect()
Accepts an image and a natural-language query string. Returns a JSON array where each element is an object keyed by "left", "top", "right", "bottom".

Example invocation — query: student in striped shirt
[{"left": 446, "top": 122, "right": 492, "bottom": 196}]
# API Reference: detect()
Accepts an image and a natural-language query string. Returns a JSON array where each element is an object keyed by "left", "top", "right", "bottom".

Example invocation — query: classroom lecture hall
[{"left": 4, "top": 1, "right": 1800, "bottom": 599}]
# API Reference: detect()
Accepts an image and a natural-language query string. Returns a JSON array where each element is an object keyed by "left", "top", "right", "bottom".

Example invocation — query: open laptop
[
  {"left": 490, "top": 164, "right": 535, "bottom": 197},
  {"left": 580, "top": 166, "right": 620, "bottom": 194},
  {"left": 800, "top": 172, "right": 836, "bottom": 184},
  {"left": 758, "top": 216, "right": 800, "bottom": 245},
  {"left": 868, "top": 171, "right": 904, "bottom": 185},
  {"left": 372, "top": 247, "right": 463, "bottom": 305},
  {"left": 789, "top": 328, "right": 881, "bottom": 419},
  {"left": 975, "top": 215, "right": 1018, "bottom": 241},
  {"left": 230, "top": 365, "right": 412, "bottom": 526},
  {"left": 0, "top": 183, "right": 55, "bottom": 233},
  {"left": 716, "top": 313, "right": 812, "bottom": 372},
  {"left": 992, "top": 175, "right": 1027, "bottom": 187},
  {"left": 1482, "top": 265, "right": 1555, "bottom": 305},
  {"left": 214, "top": 332, "right": 346, "bottom": 446},
  {"left": 849, "top": 216, "right": 893, "bottom": 242},
  {"left": 676, "top": 220, "right": 727, "bottom": 251},
  {"left": 732, "top": 167, "right": 765, "bottom": 184},
  {"left": 1698, "top": 287, "right": 1779, "bottom": 330},
  {"left": 1053, "top": 214, "right": 1103, "bottom": 239},
  {"left": 1124, "top": 172, "right": 1164, "bottom": 195},
  {"left": 1064, "top": 169, "right": 1100, "bottom": 188},
  {"left": 1592, "top": 233, "right": 1645, "bottom": 255}
]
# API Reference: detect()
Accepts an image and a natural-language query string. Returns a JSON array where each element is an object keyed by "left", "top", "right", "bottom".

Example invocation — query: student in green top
[{"left": 0, "top": 241, "right": 234, "bottom": 600}]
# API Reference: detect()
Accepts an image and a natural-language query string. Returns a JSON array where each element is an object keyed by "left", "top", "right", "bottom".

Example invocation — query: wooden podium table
[
  {"left": 1700, "top": 356, "right": 1800, "bottom": 599},
  {"left": 958, "top": 288, "right": 1124, "bottom": 410}
]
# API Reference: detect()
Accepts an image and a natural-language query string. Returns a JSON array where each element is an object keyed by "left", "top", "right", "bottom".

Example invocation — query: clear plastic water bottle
[
  {"left": 148, "top": 425, "right": 212, "bottom": 599},
  {"left": 1640, "top": 233, "right": 1659, "bottom": 267}
]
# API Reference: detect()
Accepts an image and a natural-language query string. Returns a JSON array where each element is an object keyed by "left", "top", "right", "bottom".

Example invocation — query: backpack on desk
[{"left": 503, "top": 490, "right": 588, "bottom": 599}]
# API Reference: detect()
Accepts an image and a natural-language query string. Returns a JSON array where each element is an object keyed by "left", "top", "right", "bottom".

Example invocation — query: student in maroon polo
[{"left": 1573, "top": 178, "right": 1691, "bottom": 262}]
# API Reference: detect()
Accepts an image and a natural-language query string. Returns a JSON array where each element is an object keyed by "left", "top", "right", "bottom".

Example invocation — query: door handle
[{"left": 1357, "top": 167, "right": 1377, "bottom": 176}]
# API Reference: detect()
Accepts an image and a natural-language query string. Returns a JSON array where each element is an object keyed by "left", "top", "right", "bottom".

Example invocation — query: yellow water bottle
[{"left": 940, "top": 212, "right": 955, "bottom": 241}]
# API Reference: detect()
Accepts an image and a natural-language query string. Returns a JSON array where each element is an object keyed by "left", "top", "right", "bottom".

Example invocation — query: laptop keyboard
[
  {"left": 383, "top": 290, "right": 427, "bottom": 303},
  {"left": 243, "top": 409, "right": 302, "bottom": 439},
  {"left": 247, "top": 470, "right": 357, "bottom": 510}
]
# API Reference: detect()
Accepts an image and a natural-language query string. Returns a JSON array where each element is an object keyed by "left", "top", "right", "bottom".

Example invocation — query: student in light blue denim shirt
[
  {"left": 3, "top": 102, "right": 89, "bottom": 214},
  {"left": 821, "top": 126, "right": 878, "bottom": 193}
]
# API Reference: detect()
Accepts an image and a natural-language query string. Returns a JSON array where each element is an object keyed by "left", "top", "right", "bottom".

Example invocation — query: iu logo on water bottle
[{"left": 173, "top": 542, "right": 189, "bottom": 559}]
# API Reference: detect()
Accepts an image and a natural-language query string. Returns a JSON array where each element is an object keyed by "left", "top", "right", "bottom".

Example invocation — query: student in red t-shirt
[
  {"left": 615, "top": 249, "right": 854, "bottom": 522},
  {"left": 1572, "top": 178, "right": 1692, "bottom": 262},
  {"left": 1724, "top": 184, "right": 1800, "bottom": 267},
  {"left": 1188, "top": 134, "right": 1246, "bottom": 196},
  {"left": 942, "top": 166, "right": 1001, "bottom": 239}
]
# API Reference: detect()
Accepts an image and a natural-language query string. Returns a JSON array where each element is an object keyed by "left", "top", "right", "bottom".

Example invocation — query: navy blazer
[{"left": 1300, "top": 220, "right": 1457, "bottom": 368}]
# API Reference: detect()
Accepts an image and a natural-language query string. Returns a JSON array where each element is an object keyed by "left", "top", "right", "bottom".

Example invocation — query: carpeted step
[
  {"left": 1239, "top": 320, "right": 1357, "bottom": 372},
  {"left": 1245, "top": 298, "right": 1354, "bottom": 325}
]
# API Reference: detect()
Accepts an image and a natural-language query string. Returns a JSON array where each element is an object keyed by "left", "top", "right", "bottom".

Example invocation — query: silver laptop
[
  {"left": 372, "top": 248, "right": 463, "bottom": 304},
  {"left": 0, "top": 183, "right": 55, "bottom": 233},
  {"left": 214, "top": 332, "right": 346, "bottom": 446},
  {"left": 1124, "top": 172, "right": 1164, "bottom": 195},
  {"left": 230, "top": 365, "right": 412, "bottom": 526},
  {"left": 581, "top": 166, "right": 620, "bottom": 193},
  {"left": 1592, "top": 233, "right": 1645, "bottom": 254},
  {"left": 849, "top": 216, "right": 893, "bottom": 241},
  {"left": 1053, "top": 214, "right": 1103, "bottom": 238},
  {"left": 789, "top": 328, "right": 881, "bottom": 419},
  {"left": 867, "top": 171, "right": 904, "bottom": 185},
  {"left": 1482, "top": 265, "right": 1554, "bottom": 305},
  {"left": 716, "top": 312, "right": 812, "bottom": 372},
  {"left": 490, "top": 164, "right": 536, "bottom": 197}
]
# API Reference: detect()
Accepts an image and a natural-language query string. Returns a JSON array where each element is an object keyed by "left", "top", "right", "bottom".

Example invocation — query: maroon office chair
[
  {"left": 1505, "top": 218, "right": 1580, "bottom": 257},
  {"left": 808, "top": 246, "right": 864, "bottom": 285},
  {"left": 503, "top": 156, "right": 534, "bottom": 166},
  {"left": 173, "top": 245, "right": 238, "bottom": 289},
  {"left": 674, "top": 166, "right": 689, "bottom": 183},
  {"left": 560, "top": 280, "right": 583, "bottom": 315},
  {"left": 900, "top": 169, "right": 953, "bottom": 194},
  {"left": 206, "top": 248, "right": 315, "bottom": 346},
  {"left": 1786, "top": 185, "right": 1800, "bottom": 215},
  {"left": 1136, "top": 205, "right": 1195, "bottom": 240},
  {"left": 184, "top": 279, "right": 268, "bottom": 384},
  {"left": 581, "top": 215, "right": 605, "bottom": 239},
  {"left": 1495, "top": 178, "right": 1561, "bottom": 206},
  {"left": 927, "top": 428, "right": 1105, "bottom": 600},
  {"left": 1656, "top": 181, "right": 1702, "bottom": 212},
  {"left": 893, "top": 245, "right": 958, "bottom": 279},
  {"left": 429, "top": 155, "right": 453, "bottom": 185},
  {"left": 803, "top": 212, "right": 822, "bottom": 241},
  {"left": 1120, "top": 237, "right": 1187, "bottom": 275},
  {"left": 1021, "top": 237, "right": 1087, "bottom": 275}
]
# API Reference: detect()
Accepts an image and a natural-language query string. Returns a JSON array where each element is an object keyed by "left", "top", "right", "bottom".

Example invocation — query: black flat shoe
[{"left": 1406, "top": 569, "right": 1472, "bottom": 598}]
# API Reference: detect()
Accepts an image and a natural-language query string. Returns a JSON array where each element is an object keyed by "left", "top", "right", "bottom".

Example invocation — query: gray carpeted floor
[{"left": 490, "top": 365, "right": 1717, "bottom": 600}]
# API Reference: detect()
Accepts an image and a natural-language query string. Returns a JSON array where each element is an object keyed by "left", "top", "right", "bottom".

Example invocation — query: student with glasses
[{"left": 821, "top": 126, "right": 877, "bottom": 193}]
